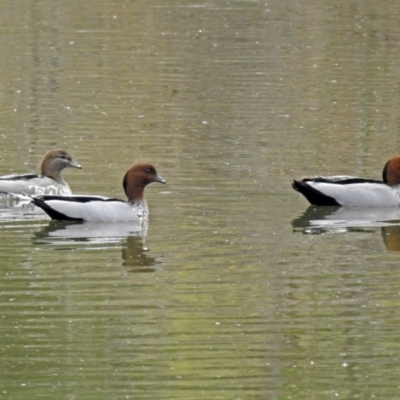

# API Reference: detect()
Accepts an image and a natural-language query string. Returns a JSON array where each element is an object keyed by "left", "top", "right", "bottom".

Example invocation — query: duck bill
[
  {"left": 155, "top": 174, "right": 166, "bottom": 184},
  {"left": 70, "top": 159, "right": 82, "bottom": 169}
]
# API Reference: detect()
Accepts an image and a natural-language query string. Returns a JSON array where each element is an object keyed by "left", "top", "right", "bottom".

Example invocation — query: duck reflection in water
[
  {"left": 122, "top": 235, "right": 162, "bottom": 272},
  {"left": 34, "top": 220, "right": 161, "bottom": 271},
  {"left": 292, "top": 206, "right": 400, "bottom": 251},
  {"left": 381, "top": 225, "right": 400, "bottom": 251},
  {"left": 0, "top": 194, "right": 49, "bottom": 221}
]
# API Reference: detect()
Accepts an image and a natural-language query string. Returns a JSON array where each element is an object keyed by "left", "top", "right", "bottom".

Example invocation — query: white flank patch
[
  {"left": 46, "top": 199, "right": 148, "bottom": 222},
  {"left": 309, "top": 182, "right": 400, "bottom": 207}
]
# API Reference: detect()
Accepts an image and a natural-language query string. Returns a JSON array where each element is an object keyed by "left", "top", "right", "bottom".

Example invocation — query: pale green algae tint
[{"left": 1, "top": 0, "right": 400, "bottom": 399}]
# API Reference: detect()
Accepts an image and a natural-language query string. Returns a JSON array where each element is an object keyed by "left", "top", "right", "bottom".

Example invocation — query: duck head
[
  {"left": 123, "top": 163, "right": 166, "bottom": 203},
  {"left": 41, "top": 149, "right": 81, "bottom": 182},
  {"left": 383, "top": 155, "right": 400, "bottom": 186}
]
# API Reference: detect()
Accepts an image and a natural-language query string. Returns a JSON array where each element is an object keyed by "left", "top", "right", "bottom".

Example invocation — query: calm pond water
[{"left": 1, "top": 0, "right": 400, "bottom": 399}]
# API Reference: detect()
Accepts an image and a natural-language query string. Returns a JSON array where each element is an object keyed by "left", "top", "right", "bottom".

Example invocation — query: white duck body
[
  {"left": 0, "top": 175, "right": 73, "bottom": 195},
  {"left": 33, "top": 195, "right": 149, "bottom": 222},
  {"left": 292, "top": 155, "right": 400, "bottom": 207},
  {"left": 0, "top": 149, "right": 81, "bottom": 195},
  {"left": 295, "top": 178, "right": 400, "bottom": 207},
  {"left": 31, "top": 163, "right": 165, "bottom": 222}
]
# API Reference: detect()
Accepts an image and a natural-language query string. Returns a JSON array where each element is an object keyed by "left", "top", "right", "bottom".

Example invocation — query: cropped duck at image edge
[
  {"left": 0, "top": 149, "right": 81, "bottom": 196},
  {"left": 292, "top": 155, "right": 400, "bottom": 207}
]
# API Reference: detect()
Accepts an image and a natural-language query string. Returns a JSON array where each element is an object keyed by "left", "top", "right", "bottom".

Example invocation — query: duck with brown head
[
  {"left": 31, "top": 163, "right": 166, "bottom": 222},
  {"left": 292, "top": 154, "right": 400, "bottom": 207}
]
